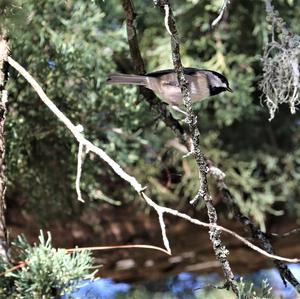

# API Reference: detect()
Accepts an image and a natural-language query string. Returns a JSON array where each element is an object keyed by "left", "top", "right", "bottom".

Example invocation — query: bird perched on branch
[{"left": 107, "top": 68, "right": 232, "bottom": 106}]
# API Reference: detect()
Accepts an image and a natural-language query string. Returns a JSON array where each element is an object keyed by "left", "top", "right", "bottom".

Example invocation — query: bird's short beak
[{"left": 226, "top": 86, "right": 233, "bottom": 92}]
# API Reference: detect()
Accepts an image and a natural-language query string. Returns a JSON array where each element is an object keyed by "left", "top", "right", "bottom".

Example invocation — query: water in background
[{"left": 63, "top": 263, "right": 300, "bottom": 299}]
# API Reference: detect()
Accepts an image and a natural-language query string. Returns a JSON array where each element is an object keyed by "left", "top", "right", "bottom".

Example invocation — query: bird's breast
[{"left": 145, "top": 73, "right": 210, "bottom": 105}]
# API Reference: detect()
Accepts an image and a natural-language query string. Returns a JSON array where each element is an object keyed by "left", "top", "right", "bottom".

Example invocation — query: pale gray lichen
[{"left": 260, "top": 0, "right": 300, "bottom": 120}]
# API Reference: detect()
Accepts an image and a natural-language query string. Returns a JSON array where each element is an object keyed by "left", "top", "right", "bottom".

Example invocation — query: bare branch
[
  {"left": 66, "top": 244, "right": 171, "bottom": 255},
  {"left": 8, "top": 56, "right": 300, "bottom": 288},
  {"left": 158, "top": 211, "right": 171, "bottom": 254},
  {"left": 76, "top": 140, "right": 85, "bottom": 202},
  {"left": 212, "top": 0, "right": 231, "bottom": 27},
  {"left": 211, "top": 165, "right": 300, "bottom": 290},
  {"left": 141, "top": 192, "right": 300, "bottom": 264},
  {"left": 163, "top": 4, "right": 172, "bottom": 36},
  {"left": 8, "top": 56, "right": 145, "bottom": 195}
]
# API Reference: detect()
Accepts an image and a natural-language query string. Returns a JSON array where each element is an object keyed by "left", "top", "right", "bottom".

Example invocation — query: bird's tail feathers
[{"left": 106, "top": 73, "right": 147, "bottom": 86}]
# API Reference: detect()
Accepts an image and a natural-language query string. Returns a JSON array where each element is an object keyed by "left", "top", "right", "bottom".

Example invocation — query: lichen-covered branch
[
  {"left": 211, "top": 166, "right": 300, "bottom": 292},
  {"left": 153, "top": 0, "right": 238, "bottom": 295}
]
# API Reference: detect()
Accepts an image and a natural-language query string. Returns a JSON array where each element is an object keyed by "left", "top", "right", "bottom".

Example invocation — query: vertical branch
[
  {"left": 120, "top": 0, "right": 192, "bottom": 149},
  {"left": 157, "top": 1, "right": 207, "bottom": 206},
  {"left": 153, "top": 0, "right": 238, "bottom": 295},
  {"left": 120, "top": 0, "right": 145, "bottom": 75},
  {"left": 0, "top": 36, "right": 9, "bottom": 262}
]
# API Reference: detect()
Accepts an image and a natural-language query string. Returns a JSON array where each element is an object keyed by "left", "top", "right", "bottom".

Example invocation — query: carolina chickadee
[{"left": 107, "top": 67, "right": 232, "bottom": 106}]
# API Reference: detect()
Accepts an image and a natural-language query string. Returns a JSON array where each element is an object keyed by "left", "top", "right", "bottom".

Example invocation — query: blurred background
[{"left": 1, "top": 0, "right": 300, "bottom": 298}]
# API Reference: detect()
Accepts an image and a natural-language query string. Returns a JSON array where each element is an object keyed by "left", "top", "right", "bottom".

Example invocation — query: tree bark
[{"left": 0, "top": 36, "right": 10, "bottom": 261}]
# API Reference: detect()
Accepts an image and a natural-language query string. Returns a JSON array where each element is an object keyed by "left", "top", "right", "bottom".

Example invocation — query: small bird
[{"left": 107, "top": 67, "right": 232, "bottom": 106}]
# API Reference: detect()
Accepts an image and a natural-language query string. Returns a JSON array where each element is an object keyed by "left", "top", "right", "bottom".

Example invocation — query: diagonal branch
[
  {"left": 7, "top": 56, "right": 300, "bottom": 267},
  {"left": 8, "top": 56, "right": 145, "bottom": 195},
  {"left": 212, "top": 167, "right": 300, "bottom": 291},
  {"left": 141, "top": 191, "right": 300, "bottom": 263}
]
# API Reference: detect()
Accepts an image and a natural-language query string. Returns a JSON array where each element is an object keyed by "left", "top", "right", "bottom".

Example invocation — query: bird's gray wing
[
  {"left": 161, "top": 80, "right": 179, "bottom": 87},
  {"left": 146, "top": 67, "right": 201, "bottom": 77}
]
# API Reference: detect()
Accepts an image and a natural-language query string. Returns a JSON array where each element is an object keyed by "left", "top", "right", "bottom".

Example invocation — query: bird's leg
[{"left": 170, "top": 105, "right": 188, "bottom": 116}]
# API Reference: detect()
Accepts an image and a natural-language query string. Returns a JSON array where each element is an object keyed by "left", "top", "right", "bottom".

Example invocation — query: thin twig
[
  {"left": 212, "top": 0, "right": 231, "bottom": 27},
  {"left": 158, "top": 211, "right": 171, "bottom": 254},
  {"left": 76, "top": 141, "right": 85, "bottom": 202},
  {"left": 269, "top": 228, "right": 300, "bottom": 239},
  {"left": 141, "top": 192, "right": 300, "bottom": 263},
  {"left": 163, "top": 4, "right": 172, "bottom": 36},
  {"left": 66, "top": 244, "right": 171, "bottom": 255},
  {"left": 0, "top": 244, "right": 171, "bottom": 276},
  {"left": 0, "top": 261, "right": 27, "bottom": 277}
]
